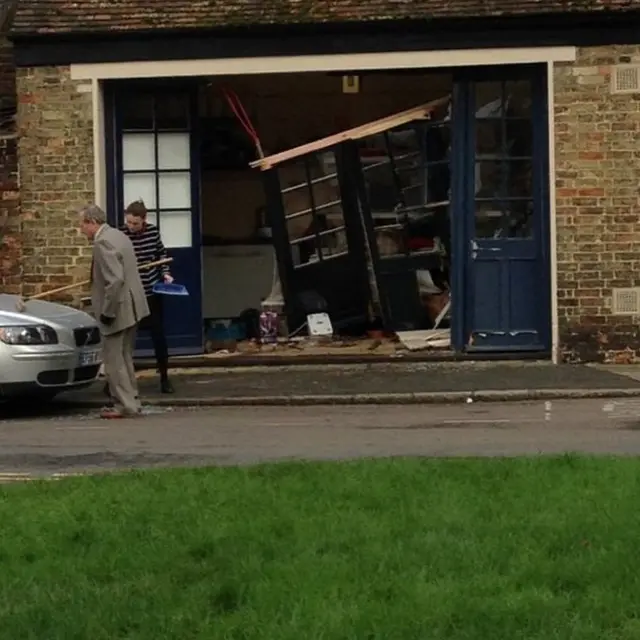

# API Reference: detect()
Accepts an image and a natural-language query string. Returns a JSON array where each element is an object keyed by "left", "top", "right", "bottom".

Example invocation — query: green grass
[{"left": 2, "top": 456, "right": 640, "bottom": 639}]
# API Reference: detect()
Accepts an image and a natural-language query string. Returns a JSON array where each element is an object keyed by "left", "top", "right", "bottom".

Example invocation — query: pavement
[
  {"left": 3, "top": 398, "right": 640, "bottom": 479},
  {"left": 56, "top": 361, "right": 640, "bottom": 408}
]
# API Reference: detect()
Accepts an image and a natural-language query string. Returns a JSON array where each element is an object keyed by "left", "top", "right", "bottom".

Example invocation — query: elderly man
[{"left": 78, "top": 204, "right": 149, "bottom": 419}]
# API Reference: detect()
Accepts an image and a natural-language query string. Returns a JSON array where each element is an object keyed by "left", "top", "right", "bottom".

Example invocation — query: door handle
[{"left": 470, "top": 240, "right": 501, "bottom": 259}]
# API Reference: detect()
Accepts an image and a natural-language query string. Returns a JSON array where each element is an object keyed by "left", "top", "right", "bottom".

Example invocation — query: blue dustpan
[{"left": 153, "top": 282, "right": 190, "bottom": 296}]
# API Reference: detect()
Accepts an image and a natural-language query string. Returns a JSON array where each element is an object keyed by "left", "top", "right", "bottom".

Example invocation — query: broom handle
[{"left": 26, "top": 257, "right": 174, "bottom": 301}]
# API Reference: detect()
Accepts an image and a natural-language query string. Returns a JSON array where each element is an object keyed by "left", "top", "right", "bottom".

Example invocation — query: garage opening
[
  {"left": 110, "top": 67, "right": 539, "bottom": 359},
  {"left": 199, "top": 71, "right": 453, "bottom": 356}
]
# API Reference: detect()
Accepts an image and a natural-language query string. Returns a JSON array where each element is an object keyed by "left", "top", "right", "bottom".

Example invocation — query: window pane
[
  {"left": 288, "top": 213, "right": 322, "bottom": 267},
  {"left": 475, "top": 200, "right": 533, "bottom": 239},
  {"left": 475, "top": 80, "right": 532, "bottom": 119},
  {"left": 120, "top": 94, "right": 154, "bottom": 130},
  {"left": 123, "top": 173, "right": 156, "bottom": 209},
  {"left": 318, "top": 203, "right": 348, "bottom": 260},
  {"left": 311, "top": 181, "right": 344, "bottom": 227},
  {"left": 122, "top": 133, "right": 155, "bottom": 171},
  {"left": 505, "top": 81, "right": 532, "bottom": 118},
  {"left": 475, "top": 160, "right": 532, "bottom": 199},
  {"left": 474, "top": 202, "right": 503, "bottom": 238},
  {"left": 158, "top": 172, "right": 191, "bottom": 209},
  {"left": 159, "top": 210, "right": 192, "bottom": 248},
  {"left": 475, "top": 161, "right": 501, "bottom": 198},
  {"left": 287, "top": 212, "right": 313, "bottom": 243},
  {"left": 156, "top": 94, "right": 189, "bottom": 130},
  {"left": 145, "top": 210, "right": 158, "bottom": 227},
  {"left": 508, "top": 161, "right": 532, "bottom": 198},
  {"left": 505, "top": 201, "right": 534, "bottom": 238},
  {"left": 362, "top": 159, "right": 401, "bottom": 213},
  {"left": 476, "top": 120, "right": 503, "bottom": 156},
  {"left": 319, "top": 203, "right": 345, "bottom": 236},
  {"left": 319, "top": 228, "right": 349, "bottom": 259},
  {"left": 507, "top": 119, "right": 533, "bottom": 158},
  {"left": 158, "top": 132, "right": 190, "bottom": 170},
  {"left": 375, "top": 227, "right": 404, "bottom": 257}
]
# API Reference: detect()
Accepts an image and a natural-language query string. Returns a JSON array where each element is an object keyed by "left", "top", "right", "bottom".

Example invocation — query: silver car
[{"left": 0, "top": 294, "right": 102, "bottom": 400}]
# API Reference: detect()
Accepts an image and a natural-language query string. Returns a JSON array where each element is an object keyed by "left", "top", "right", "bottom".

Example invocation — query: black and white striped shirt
[{"left": 120, "top": 223, "right": 169, "bottom": 297}]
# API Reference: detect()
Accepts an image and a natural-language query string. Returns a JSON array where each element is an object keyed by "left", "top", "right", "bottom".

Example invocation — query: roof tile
[{"left": 11, "top": 0, "right": 640, "bottom": 36}]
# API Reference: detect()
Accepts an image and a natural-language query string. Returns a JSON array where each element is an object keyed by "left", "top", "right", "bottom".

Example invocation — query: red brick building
[{"left": 6, "top": 0, "right": 640, "bottom": 363}]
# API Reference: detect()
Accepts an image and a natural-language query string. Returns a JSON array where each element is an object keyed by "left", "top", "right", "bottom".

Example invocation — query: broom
[{"left": 15, "top": 257, "right": 174, "bottom": 313}]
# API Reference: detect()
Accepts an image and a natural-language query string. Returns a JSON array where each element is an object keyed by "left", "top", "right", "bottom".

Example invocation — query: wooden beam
[{"left": 250, "top": 94, "right": 450, "bottom": 171}]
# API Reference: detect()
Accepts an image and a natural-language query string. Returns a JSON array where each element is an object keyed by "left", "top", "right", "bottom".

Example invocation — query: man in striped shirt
[{"left": 121, "top": 200, "right": 174, "bottom": 394}]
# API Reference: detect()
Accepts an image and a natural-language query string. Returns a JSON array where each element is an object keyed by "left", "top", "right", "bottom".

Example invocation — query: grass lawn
[{"left": 1, "top": 456, "right": 640, "bottom": 639}]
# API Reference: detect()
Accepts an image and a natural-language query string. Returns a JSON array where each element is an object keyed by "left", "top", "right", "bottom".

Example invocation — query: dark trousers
[{"left": 138, "top": 294, "right": 169, "bottom": 375}]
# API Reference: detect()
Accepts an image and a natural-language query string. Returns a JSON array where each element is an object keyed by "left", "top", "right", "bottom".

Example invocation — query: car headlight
[{"left": 0, "top": 325, "right": 58, "bottom": 345}]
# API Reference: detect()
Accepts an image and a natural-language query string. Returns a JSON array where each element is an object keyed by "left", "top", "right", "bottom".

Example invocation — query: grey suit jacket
[{"left": 91, "top": 225, "right": 150, "bottom": 336}]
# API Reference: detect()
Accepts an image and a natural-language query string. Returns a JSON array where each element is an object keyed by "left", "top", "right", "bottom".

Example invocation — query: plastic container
[{"left": 259, "top": 308, "right": 279, "bottom": 345}]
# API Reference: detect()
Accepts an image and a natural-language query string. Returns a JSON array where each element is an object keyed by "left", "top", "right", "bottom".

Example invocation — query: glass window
[
  {"left": 360, "top": 119, "right": 451, "bottom": 259},
  {"left": 119, "top": 92, "right": 193, "bottom": 248},
  {"left": 156, "top": 95, "right": 190, "bottom": 130},
  {"left": 123, "top": 173, "right": 156, "bottom": 210},
  {"left": 280, "top": 153, "right": 350, "bottom": 268},
  {"left": 122, "top": 133, "right": 155, "bottom": 171},
  {"left": 159, "top": 172, "right": 191, "bottom": 209},
  {"left": 158, "top": 132, "right": 190, "bottom": 170},
  {"left": 473, "top": 79, "right": 534, "bottom": 239},
  {"left": 158, "top": 211, "right": 192, "bottom": 248},
  {"left": 120, "top": 94, "right": 154, "bottom": 131}
]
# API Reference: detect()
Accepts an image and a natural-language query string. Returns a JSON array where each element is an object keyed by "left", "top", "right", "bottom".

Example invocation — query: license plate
[{"left": 78, "top": 349, "right": 101, "bottom": 367}]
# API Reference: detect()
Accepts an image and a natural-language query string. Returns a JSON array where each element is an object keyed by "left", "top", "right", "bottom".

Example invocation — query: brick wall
[
  {"left": 16, "top": 66, "right": 94, "bottom": 301},
  {"left": 14, "top": 56, "right": 637, "bottom": 362},
  {"left": 555, "top": 46, "right": 640, "bottom": 363},
  {"left": 0, "top": 36, "right": 19, "bottom": 294}
]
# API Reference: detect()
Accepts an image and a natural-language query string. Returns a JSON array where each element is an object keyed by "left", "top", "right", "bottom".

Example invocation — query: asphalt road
[{"left": 1, "top": 398, "right": 640, "bottom": 479}]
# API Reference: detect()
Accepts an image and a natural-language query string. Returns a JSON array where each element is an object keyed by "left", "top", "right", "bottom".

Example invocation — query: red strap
[{"left": 222, "top": 87, "right": 264, "bottom": 158}]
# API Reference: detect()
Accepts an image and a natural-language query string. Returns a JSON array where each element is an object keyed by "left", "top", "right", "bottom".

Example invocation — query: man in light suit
[{"left": 79, "top": 204, "right": 150, "bottom": 419}]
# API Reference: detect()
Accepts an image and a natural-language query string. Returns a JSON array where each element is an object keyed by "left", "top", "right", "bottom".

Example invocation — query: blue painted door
[
  {"left": 452, "top": 66, "right": 551, "bottom": 352},
  {"left": 108, "top": 85, "right": 203, "bottom": 356}
]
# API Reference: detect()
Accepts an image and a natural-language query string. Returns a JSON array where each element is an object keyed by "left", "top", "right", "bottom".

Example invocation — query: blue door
[
  {"left": 451, "top": 65, "right": 551, "bottom": 352},
  {"left": 107, "top": 85, "right": 203, "bottom": 356}
]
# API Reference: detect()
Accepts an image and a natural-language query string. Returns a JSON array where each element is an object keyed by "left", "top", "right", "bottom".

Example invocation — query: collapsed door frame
[{"left": 253, "top": 97, "right": 450, "bottom": 336}]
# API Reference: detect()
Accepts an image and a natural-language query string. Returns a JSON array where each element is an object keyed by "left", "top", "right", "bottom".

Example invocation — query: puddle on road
[{"left": 602, "top": 400, "right": 640, "bottom": 430}]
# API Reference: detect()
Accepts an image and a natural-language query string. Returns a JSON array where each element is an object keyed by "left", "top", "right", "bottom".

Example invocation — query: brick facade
[
  {"left": 9, "top": 46, "right": 640, "bottom": 361},
  {"left": 554, "top": 46, "right": 640, "bottom": 363},
  {"left": 16, "top": 65, "right": 94, "bottom": 301},
  {"left": 0, "top": 36, "right": 19, "bottom": 294}
]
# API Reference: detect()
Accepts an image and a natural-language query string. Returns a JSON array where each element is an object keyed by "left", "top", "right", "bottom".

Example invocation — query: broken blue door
[
  {"left": 452, "top": 65, "right": 551, "bottom": 352},
  {"left": 106, "top": 84, "right": 203, "bottom": 356}
]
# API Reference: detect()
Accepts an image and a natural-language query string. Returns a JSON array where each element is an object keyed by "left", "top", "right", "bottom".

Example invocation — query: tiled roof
[{"left": 11, "top": 0, "right": 640, "bottom": 36}]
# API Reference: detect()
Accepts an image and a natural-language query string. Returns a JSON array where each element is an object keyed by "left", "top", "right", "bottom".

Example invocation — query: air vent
[
  {"left": 612, "top": 288, "right": 640, "bottom": 315},
  {"left": 611, "top": 65, "right": 640, "bottom": 94}
]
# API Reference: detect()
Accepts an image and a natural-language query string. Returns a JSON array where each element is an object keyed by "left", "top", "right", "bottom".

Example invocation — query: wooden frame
[{"left": 250, "top": 96, "right": 450, "bottom": 171}]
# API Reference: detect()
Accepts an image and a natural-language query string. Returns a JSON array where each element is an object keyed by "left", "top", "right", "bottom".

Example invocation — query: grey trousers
[{"left": 102, "top": 326, "right": 139, "bottom": 415}]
